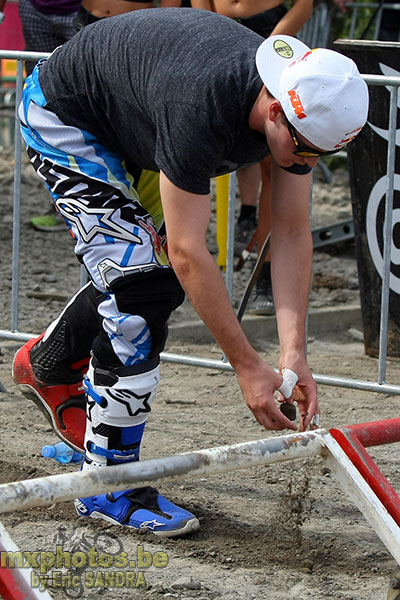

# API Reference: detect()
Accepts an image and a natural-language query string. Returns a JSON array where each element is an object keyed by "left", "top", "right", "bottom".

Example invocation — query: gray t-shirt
[{"left": 39, "top": 8, "right": 270, "bottom": 195}]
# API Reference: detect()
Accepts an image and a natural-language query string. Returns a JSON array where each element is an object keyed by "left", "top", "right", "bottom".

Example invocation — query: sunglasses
[{"left": 287, "top": 122, "right": 344, "bottom": 158}]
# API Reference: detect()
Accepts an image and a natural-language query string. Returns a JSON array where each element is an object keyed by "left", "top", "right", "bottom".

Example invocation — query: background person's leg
[
  {"left": 18, "top": 0, "right": 77, "bottom": 75},
  {"left": 235, "top": 164, "right": 260, "bottom": 257},
  {"left": 248, "top": 155, "right": 274, "bottom": 316}
]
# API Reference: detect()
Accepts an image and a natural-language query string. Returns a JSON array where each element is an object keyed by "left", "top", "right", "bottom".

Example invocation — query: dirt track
[{"left": 0, "top": 152, "right": 399, "bottom": 599}]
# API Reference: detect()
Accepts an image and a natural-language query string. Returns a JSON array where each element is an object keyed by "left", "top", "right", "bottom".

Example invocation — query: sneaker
[
  {"left": 12, "top": 335, "right": 87, "bottom": 452},
  {"left": 247, "top": 289, "right": 275, "bottom": 315},
  {"left": 75, "top": 487, "right": 200, "bottom": 538},
  {"left": 247, "top": 262, "right": 275, "bottom": 316},
  {"left": 234, "top": 217, "right": 257, "bottom": 257},
  {"left": 30, "top": 212, "right": 65, "bottom": 232}
]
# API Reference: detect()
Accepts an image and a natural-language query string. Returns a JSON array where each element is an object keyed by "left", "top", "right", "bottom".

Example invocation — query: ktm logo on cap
[{"left": 288, "top": 90, "right": 306, "bottom": 119}]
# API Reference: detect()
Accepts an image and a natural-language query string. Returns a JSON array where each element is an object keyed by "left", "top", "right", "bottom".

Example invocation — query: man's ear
[{"left": 269, "top": 100, "right": 284, "bottom": 123}]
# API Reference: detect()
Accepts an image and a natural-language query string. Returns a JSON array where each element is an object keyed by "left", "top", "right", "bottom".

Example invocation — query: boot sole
[
  {"left": 16, "top": 379, "right": 83, "bottom": 454},
  {"left": 77, "top": 507, "right": 200, "bottom": 538}
]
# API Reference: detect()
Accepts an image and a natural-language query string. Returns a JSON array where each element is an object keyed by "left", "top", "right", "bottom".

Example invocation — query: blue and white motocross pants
[{"left": 19, "top": 63, "right": 184, "bottom": 469}]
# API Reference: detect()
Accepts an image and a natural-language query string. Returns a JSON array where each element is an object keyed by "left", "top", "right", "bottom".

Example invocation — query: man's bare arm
[
  {"left": 191, "top": 0, "right": 312, "bottom": 28},
  {"left": 268, "top": 160, "right": 318, "bottom": 429},
  {"left": 160, "top": 171, "right": 299, "bottom": 431},
  {"left": 270, "top": 0, "right": 313, "bottom": 36}
]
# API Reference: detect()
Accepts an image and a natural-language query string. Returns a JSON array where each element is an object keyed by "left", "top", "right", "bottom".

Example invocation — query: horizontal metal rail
[
  {"left": 0, "top": 50, "right": 49, "bottom": 61},
  {"left": 2, "top": 326, "right": 400, "bottom": 395},
  {"left": 160, "top": 352, "right": 400, "bottom": 396}
]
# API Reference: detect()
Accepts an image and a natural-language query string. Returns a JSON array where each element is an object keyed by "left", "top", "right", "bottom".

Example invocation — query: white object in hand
[{"left": 277, "top": 368, "right": 298, "bottom": 399}]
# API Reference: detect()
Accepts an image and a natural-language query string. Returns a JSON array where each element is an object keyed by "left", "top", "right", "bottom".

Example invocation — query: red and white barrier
[
  {"left": 329, "top": 418, "right": 400, "bottom": 527},
  {"left": 322, "top": 420, "right": 400, "bottom": 564},
  {"left": 1, "top": 420, "right": 400, "bottom": 599},
  {"left": 0, "top": 520, "right": 52, "bottom": 600}
]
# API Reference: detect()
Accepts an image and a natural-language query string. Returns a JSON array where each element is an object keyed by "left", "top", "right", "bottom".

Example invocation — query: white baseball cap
[{"left": 255, "top": 35, "right": 369, "bottom": 151}]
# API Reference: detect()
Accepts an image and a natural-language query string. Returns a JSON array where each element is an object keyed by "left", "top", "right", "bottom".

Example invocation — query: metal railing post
[
  {"left": 10, "top": 59, "right": 23, "bottom": 333},
  {"left": 378, "top": 85, "right": 398, "bottom": 383}
]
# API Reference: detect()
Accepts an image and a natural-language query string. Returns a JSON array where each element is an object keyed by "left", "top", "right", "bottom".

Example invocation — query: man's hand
[
  {"left": 237, "top": 358, "right": 299, "bottom": 431},
  {"left": 278, "top": 358, "right": 319, "bottom": 432}
]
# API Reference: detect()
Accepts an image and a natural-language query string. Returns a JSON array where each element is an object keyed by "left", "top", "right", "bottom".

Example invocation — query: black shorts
[
  {"left": 235, "top": 4, "right": 287, "bottom": 38},
  {"left": 73, "top": 5, "right": 102, "bottom": 32}
]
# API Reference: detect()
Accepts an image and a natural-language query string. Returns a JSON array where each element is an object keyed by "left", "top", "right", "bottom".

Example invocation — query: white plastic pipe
[{"left": 0, "top": 432, "right": 324, "bottom": 513}]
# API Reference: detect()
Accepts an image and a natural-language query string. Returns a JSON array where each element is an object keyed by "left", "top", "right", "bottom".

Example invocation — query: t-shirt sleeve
[{"left": 154, "top": 101, "right": 230, "bottom": 195}]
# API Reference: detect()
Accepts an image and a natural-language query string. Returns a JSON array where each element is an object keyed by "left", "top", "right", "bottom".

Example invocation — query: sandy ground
[{"left": 0, "top": 150, "right": 399, "bottom": 600}]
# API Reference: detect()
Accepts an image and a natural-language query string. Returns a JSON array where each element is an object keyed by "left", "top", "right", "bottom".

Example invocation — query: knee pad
[
  {"left": 82, "top": 358, "right": 159, "bottom": 469},
  {"left": 110, "top": 268, "right": 185, "bottom": 358}
]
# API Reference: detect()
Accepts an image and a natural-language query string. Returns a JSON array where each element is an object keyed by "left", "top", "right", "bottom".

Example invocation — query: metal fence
[
  {"left": 299, "top": 2, "right": 400, "bottom": 46},
  {"left": 299, "top": 2, "right": 333, "bottom": 47},
  {"left": 344, "top": 2, "right": 400, "bottom": 41},
  {"left": 0, "top": 50, "right": 400, "bottom": 397}
]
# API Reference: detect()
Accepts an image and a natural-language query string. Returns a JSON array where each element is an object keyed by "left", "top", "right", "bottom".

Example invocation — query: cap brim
[{"left": 256, "top": 35, "right": 311, "bottom": 99}]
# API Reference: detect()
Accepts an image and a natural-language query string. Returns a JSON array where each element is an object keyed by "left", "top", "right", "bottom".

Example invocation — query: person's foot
[
  {"left": 12, "top": 335, "right": 87, "bottom": 452},
  {"left": 247, "top": 288, "right": 275, "bottom": 315},
  {"left": 248, "top": 262, "right": 275, "bottom": 316},
  {"left": 75, "top": 487, "right": 200, "bottom": 538},
  {"left": 234, "top": 216, "right": 257, "bottom": 257}
]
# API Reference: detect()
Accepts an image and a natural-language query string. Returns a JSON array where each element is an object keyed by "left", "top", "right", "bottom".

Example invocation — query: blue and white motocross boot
[
  {"left": 75, "top": 487, "right": 199, "bottom": 537},
  {"left": 75, "top": 359, "right": 199, "bottom": 537}
]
